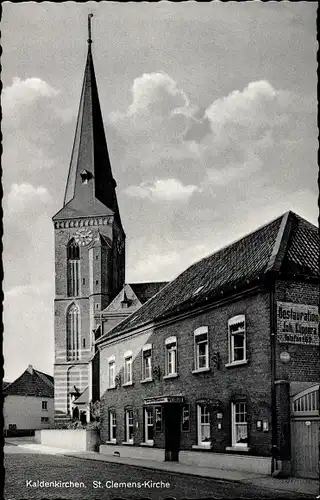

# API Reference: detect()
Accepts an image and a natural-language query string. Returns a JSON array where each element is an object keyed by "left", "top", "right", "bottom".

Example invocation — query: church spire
[{"left": 54, "top": 15, "right": 121, "bottom": 223}]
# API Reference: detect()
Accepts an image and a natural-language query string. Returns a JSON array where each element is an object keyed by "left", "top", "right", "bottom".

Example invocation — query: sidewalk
[{"left": 5, "top": 438, "right": 319, "bottom": 497}]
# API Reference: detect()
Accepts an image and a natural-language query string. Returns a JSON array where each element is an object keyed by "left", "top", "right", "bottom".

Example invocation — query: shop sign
[
  {"left": 144, "top": 395, "right": 184, "bottom": 405},
  {"left": 277, "top": 301, "right": 319, "bottom": 345}
]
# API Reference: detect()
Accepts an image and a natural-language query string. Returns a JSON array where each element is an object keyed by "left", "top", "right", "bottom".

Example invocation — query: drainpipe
[{"left": 270, "top": 282, "right": 277, "bottom": 475}]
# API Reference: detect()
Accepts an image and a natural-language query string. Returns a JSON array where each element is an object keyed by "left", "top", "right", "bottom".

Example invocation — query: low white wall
[
  {"left": 36, "top": 429, "right": 99, "bottom": 451},
  {"left": 180, "top": 451, "right": 271, "bottom": 475},
  {"left": 99, "top": 445, "right": 271, "bottom": 475}
]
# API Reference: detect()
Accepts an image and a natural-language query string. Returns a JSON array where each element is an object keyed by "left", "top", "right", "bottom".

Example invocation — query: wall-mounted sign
[
  {"left": 280, "top": 351, "right": 291, "bottom": 364},
  {"left": 277, "top": 302, "right": 319, "bottom": 345},
  {"left": 144, "top": 395, "right": 184, "bottom": 405}
]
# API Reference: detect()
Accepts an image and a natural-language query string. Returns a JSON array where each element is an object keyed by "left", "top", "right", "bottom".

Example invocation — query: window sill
[
  {"left": 122, "top": 441, "right": 134, "bottom": 446},
  {"left": 122, "top": 381, "right": 134, "bottom": 387},
  {"left": 225, "top": 360, "right": 248, "bottom": 368},
  {"left": 140, "top": 378, "right": 153, "bottom": 384},
  {"left": 163, "top": 373, "right": 178, "bottom": 380},
  {"left": 140, "top": 441, "right": 154, "bottom": 447},
  {"left": 107, "top": 386, "right": 116, "bottom": 390},
  {"left": 225, "top": 446, "right": 250, "bottom": 453},
  {"left": 192, "top": 367, "right": 210, "bottom": 374},
  {"left": 192, "top": 444, "right": 211, "bottom": 450},
  {"left": 106, "top": 440, "right": 117, "bottom": 445}
]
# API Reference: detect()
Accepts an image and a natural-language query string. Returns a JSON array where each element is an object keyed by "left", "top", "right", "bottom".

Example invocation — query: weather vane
[{"left": 88, "top": 13, "right": 93, "bottom": 44}]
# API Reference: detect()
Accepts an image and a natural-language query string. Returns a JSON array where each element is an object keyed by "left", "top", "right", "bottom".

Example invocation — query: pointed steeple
[{"left": 54, "top": 15, "right": 121, "bottom": 223}]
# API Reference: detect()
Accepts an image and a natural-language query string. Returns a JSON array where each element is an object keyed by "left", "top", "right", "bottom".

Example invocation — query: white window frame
[
  {"left": 125, "top": 409, "right": 134, "bottom": 443},
  {"left": 109, "top": 409, "right": 117, "bottom": 443},
  {"left": 123, "top": 351, "right": 133, "bottom": 385},
  {"left": 108, "top": 356, "right": 116, "bottom": 389},
  {"left": 197, "top": 404, "right": 211, "bottom": 447},
  {"left": 41, "top": 400, "right": 48, "bottom": 411},
  {"left": 228, "top": 315, "right": 247, "bottom": 365},
  {"left": 164, "top": 336, "right": 177, "bottom": 377},
  {"left": 142, "top": 344, "right": 152, "bottom": 381},
  {"left": 231, "top": 402, "right": 248, "bottom": 449},
  {"left": 194, "top": 326, "right": 209, "bottom": 371},
  {"left": 144, "top": 407, "right": 154, "bottom": 445}
]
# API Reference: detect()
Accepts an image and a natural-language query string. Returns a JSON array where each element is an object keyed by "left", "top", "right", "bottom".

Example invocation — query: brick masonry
[
  {"left": 54, "top": 219, "right": 125, "bottom": 417},
  {"left": 99, "top": 278, "right": 319, "bottom": 462},
  {"left": 100, "top": 288, "right": 273, "bottom": 456}
]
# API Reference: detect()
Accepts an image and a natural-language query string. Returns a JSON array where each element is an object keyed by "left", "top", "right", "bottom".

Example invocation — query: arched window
[
  {"left": 67, "top": 239, "right": 80, "bottom": 297},
  {"left": 66, "top": 303, "right": 80, "bottom": 360}
]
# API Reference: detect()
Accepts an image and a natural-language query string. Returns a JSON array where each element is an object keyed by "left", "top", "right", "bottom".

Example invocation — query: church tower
[{"left": 52, "top": 16, "right": 125, "bottom": 422}]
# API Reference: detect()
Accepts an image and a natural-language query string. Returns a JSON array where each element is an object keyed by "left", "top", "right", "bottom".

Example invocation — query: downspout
[{"left": 270, "top": 281, "right": 277, "bottom": 475}]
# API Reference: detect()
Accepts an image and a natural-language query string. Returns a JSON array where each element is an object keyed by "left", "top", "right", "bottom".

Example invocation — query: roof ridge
[{"left": 265, "top": 211, "right": 293, "bottom": 273}]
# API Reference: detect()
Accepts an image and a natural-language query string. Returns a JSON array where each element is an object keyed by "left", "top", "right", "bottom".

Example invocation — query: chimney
[{"left": 27, "top": 365, "right": 33, "bottom": 375}]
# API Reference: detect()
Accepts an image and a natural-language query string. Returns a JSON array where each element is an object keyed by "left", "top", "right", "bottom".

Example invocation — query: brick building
[{"left": 96, "top": 212, "right": 319, "bottom": 478}]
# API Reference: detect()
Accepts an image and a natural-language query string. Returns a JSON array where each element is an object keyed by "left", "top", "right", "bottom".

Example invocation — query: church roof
[
  {"left": 129, "top": 282, "right": 169, "bottom": 304},
  {"left": 100, "top": 282, "right": 168, "bottom": 315},
  {"left": 53, "top": 35, "right": 122, "bottom": 229},
  {"left": 3, "top": 366, "right": 54, "bottom": 398},
  {"left": 97, "top": 211, "right": 319, "bottom": 342},
  {"left": 73, "top": 386, "right": 89, "bottom": 405}
]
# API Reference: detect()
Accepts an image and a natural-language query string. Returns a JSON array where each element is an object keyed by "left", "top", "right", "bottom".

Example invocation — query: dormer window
[{"left": 80, "top": 169, "right": 93, "bottom": 184}]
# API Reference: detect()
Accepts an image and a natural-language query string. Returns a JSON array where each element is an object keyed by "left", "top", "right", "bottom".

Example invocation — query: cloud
[
  {"left": 127, "top": 72, "right": 190, "bottom": 117},
  {"left": 207, "top": 152, "right": 263, "bottom": 187},
  {"left": 124, "top": 178, "right": 199, "bottom": 201},
  {"left": 110, "top": 72, "right": 196, "bottom": 143},
  {"left": 7, "top": 183, "right": 52, "bottom": 213},
  {"left": 205, "top": 80, "right": 289, "bottom": 146},
  {"left": 128, "top": 240, "right": 212, "bottom": 283},
  {"left": 2, "top": 77, "right": 60, "bottom": 115}
]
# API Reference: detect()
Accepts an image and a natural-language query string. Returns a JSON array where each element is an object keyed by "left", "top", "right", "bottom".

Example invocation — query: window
[
  {"left": 124, "top": 352, "right": 133, "bottom": 385},
  {"left": 109, "top": 410, "right": 117, "bottom": 442},
  {"left": 181, "top": 404, "right": 190, "bottom": 432},
  {"left": 144, "top": 407, "right": 154, "bottom": 444},
  {"left": 142, "top": 345, "right": 152, "bottom": 380},
  {"left": 165, "top": 337, "right": 177, "bottom": 376},
  {"left": 41, "top": 417, "right": 49, "bottom": 423},
  {"left": 66, "top": 303, "right": 80, "bottom": 361},
  {"left": 231, "top": 402, "right": 248, "bottom": 448},
  {"left": 125, "top": 409, "right": 134, "bottom": 443},
  {"left": 194, "top": 327, "right": 209, "bottom": 370},
  {"left": 67, "top": 239, "right": 80, "bottom": 297},
  {"left": 228, "top": 315, "right": 246, "bottom": 364},
  {"left": 197, "top": 404, "right": 211, "bottom": 447},
  {"left": 108, "top": 357, "right": 116, "bottom": 388},
  {"left": 42, "top": 401, "right": 48, "bottom": 410},
  {"left": 155, "top": 407, "right": 162, "bottom": 432}
]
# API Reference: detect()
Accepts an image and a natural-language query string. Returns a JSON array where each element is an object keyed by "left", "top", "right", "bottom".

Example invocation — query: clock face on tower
[{"left": 74, "top": 228, "right": 94, "bottom": 246}]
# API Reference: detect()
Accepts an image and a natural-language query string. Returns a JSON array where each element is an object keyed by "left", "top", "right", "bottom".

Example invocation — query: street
[{"left": 4, "top": 444, "right": 309, "bottom": 500}]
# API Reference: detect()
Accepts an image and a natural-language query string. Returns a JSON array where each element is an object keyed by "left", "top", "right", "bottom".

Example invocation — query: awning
[{"left": 144, "top": 395, "right": 184, "bottom": 405}]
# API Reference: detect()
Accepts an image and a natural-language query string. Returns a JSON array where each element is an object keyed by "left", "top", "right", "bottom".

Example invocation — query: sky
[{"left": 2, "top": 2, "right": 318, "bottom": 381}]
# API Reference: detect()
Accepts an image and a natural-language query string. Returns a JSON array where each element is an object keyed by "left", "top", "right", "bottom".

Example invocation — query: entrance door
[
  {"left": 164, "top": 404, "right": 181, "bottom": 461},
  {"left": 291, "top": 385, "right": 319, "bottom": 479}
]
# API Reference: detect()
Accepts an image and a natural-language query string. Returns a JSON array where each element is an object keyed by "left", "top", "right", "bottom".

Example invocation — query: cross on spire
[{"left": 88, "top": 13, "right": 93, "bottom": 44}]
